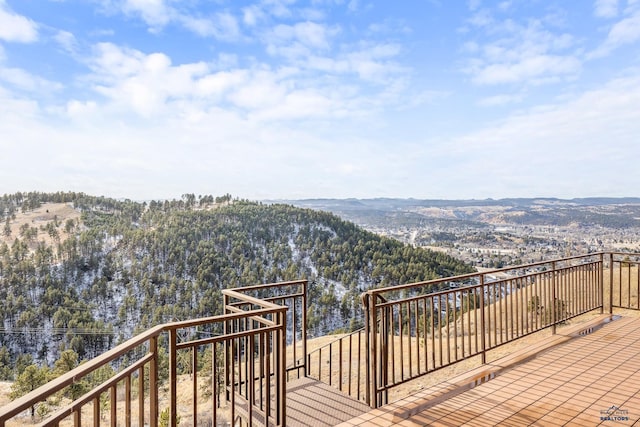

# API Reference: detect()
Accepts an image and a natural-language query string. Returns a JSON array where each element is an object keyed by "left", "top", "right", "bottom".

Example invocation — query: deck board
[
  {"left": 339, "top": 315, "right": 640, "bottom": 426},
  {"left": 285, "top": 377, "right": 371, "bottom": 426}
]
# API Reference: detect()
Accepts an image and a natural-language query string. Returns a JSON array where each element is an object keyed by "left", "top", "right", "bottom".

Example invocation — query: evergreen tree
[{"left": 9, "top": 364, "right": 50, "bottom": 419}]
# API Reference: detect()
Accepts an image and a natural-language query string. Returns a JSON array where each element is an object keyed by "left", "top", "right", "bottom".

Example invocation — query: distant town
[{"left": 286, "top": 197, "right": 640, "bottom": 269}]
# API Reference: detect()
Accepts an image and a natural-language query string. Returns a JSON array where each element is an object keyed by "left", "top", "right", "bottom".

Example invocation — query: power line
[
  {"left": 0, "top": 327, "right": 118, "bottom": 336},
  {"left": 0, "top": 302, "right": 93, "bottom": 312}
]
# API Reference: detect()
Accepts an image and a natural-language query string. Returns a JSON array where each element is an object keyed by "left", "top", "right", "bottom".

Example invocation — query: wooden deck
[
  {"left": 285, "top": 377, "right": 371, "bottom": 426},
  {"left": 339, "top": 315, "right": 640, "bottom": 426}
]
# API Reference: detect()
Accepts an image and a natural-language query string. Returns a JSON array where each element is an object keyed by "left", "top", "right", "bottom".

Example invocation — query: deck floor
[
  {"left": 286, "top": 376, "right": 371, "bottom": 426},
  {"left": 339, "top": 315, "right": 640, "bottom": 426}
]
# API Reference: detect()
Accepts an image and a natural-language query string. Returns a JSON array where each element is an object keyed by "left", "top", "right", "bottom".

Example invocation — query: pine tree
[{"left": 9, "top": 364, "right": 50, "bottom": 419}]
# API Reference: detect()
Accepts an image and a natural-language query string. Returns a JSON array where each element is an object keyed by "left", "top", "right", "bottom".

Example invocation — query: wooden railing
[
  {"left": 225, "top": 280, "right": 308, "bottom": 380},
  {"left": 609, "top": 252, "right": 640, "bottom": 311},
  {"left": 306, "top": 328, "right": 367, "bottom": 403},
  {"left": 2, "top": 253, "right": 640, "bottom": 424},
  {"left": 362, "top": 253, "right": 608, "bottom": 407},
  {"left": 0, "top": 280, "right": 307, "bottom": 427},
  {"left": 0, "top": 325, "right": 164, "bottom": 427}
]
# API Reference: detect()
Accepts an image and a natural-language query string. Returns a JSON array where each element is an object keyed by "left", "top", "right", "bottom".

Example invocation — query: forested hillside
[{"left": 0, "top": 192, "right": 473, "bottom": 377}]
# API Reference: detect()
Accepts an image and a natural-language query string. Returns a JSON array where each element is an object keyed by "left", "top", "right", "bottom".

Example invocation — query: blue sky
[{"left": 0, "top": 0, "right": 639, "bottom": 200}]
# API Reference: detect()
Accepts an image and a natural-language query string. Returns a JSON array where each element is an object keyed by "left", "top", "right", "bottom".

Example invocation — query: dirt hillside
[{"left": 1, "top": 203, "right": 81, "bottom": 249}]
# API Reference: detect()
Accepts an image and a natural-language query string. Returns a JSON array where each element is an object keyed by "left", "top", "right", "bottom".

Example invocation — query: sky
[{"left": 0, "top": 0, "right": 639, "bottom": 201}]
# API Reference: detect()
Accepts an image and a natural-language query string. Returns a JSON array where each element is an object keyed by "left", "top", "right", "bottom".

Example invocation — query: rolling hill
[{"left": 0, "top": 192, "right": 473, "bottom": 374}]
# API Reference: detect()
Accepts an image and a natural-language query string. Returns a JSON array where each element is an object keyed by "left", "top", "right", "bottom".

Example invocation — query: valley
[{"left": 286, "top": 198, "right": 640, "bottom": 269}]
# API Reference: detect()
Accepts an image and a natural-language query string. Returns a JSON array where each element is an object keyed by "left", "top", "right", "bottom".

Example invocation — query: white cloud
[
  {"left": 590, "top": 10, "right": 640, "bottom": 57},
  {"left": 594, "top": 0, "right": 619, "bottom": 18},
  {"left": 121, "top": 0, "right": 172, "bottom": 29},
  {"left": 102, "top": 0, "right": 242, "bottom": 40},
  {"left": 445, "top": 73, "right": 640, "bottom": 197},
  {"left": 367, "top": 19, "right": 412, "bottom": 36},
  {"left": 0, "top": 0, "right": 38, "bottom": 43},
  {"left": 472, "top": 54, "right": 580, "bottom": 85},
  {"left": 242, "top": 5, "right": 265, "bottom": 26},
  {"left": 180, "top": 12, "right": 240, "bottom": 40},
  {"left": 464, "top": 17, "right": 581, "bottom": 86},
  {"left": 54, "top": 30, "right": 78, "bottom": 53},
  {"left": 267, "top": 21, "right": 338, "bottom": 57},
  {"left": 86, "top": 43, "right": 224, "bottom": 116},
  {"left": 0, "top": 84, "right": 39, "bottom": 120},
  {"left": 88, "top": 42, "right": 151, "bottom": 79},
  {"left": 226, "top": 70, "right": 285, "bottom": 111},
  {"left": 261, "top": 0, "right": 295, "bottom": 19},
  {"left": 79, "top": 40, "right": 408, "bottom": 122},
  {"left": 468, "top": 0, "right": 481, "bottom": 12},
  {"left": 498, "top": 1, "right": 512, "bottom": 12},
  {"left": 298, "top": 42, "right": 405, "bottom": 85},
  {"left": 195, "top": 69, "right": 247, "bottom": 99},
  {"left": 477, "top": 93, "right": 523, "bottom": 106},
  {"left": 607, "top": 11, "right": 640, "bottom": 43},
  {"left": 0, "top": 66, "right": 62, "bottom": 93},
  {"left": 250, "top": 89, "right": 337, "bottom": 121},
  {"left": 468, "top": 9, "right": 493, "bottom": 27}
]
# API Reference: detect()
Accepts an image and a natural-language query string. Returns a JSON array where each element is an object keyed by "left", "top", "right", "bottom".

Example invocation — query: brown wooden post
[
  {"left": 223, "top": 292, "right": 231, "bottom": 406},
  {"left": 302, "top": 280, "right": 308, "bottom": 377},
  {"left": 125, "top": 376, "right": 131, "bottom": 427},
  {"left": 169, "top": 329, "right": 177, "bottom": 427},
  {"left": 192, "top": 347, "right": 198, "bottom": 427},
  {"left": 479, "top": 275, "right": 486, "bottom": 364},
  {"left": 552, "top": 261, "right": 557, "bottom": 335},
  {"left": 609, "top": 253, "right": 614, "bottom": 314},
  {"left": 366, "top": 292, "right": 379, "bottom": 408},
  {"left": 599, "top": 253, "right": 604, "bottom": 314},
  {"left": 150, "top": 335, "right": 158, "bottom": 427},
  {"left": 110, "top": 386, "right": 116, "bottom": 427},
  {"left": 279, "top": 310, "right": 287, "bottom": 425},
  {"left": 93, "top": 396, "right": 100, "bottom": 427},
  {"left": 138, "top": 366, "right": 144, "bottom": 427}
]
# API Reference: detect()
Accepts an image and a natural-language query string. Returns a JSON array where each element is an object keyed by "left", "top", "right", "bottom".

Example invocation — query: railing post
[
  {"left": 169, "top": 329, "right": 177, "bottom": 427},
  {"left": 380, "top": 302, "right": 389, "bottom": 407},
  {"left": 599, "top": 253, "right": 604, "bottom": 314},
  {"left": 223, "top": 292, "right": 230, "bottom": 403},
  {"left": 552, "top": 261, "right": 557, "bottom": 335},
  {"left": 479, "top": 275, "right": 486, "bottom": 364},
  {"left": 609, "top": 253, "right": 614, "bottom": 314},
  {"left": 279, "top": 310, "right": 287, "bottom": 426},
  {"left": 138, "top": 366, "right": 145, "bottom": 427},
  {"left": 302, "top": 280, "right": 308, "bottom": 377},
  {"left": 362, "top": 293, "right": 371, "bottom": 407},
  {"left": 150, "top": 335, "right": 158, "bottom": 427},
  {"left": 368, "top": 292, "right": 379, "bottom": 408}
]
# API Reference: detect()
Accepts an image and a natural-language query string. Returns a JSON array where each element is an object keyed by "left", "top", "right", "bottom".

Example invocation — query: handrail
[
  {"left": 226, "top": 279, "right": 308, "bottom": 378},
  {"left": 41, "top": 353, "right": 155, "bottom": 425},
  {"left": 361, "top": 253, "right": 611, "bottom": 407},
  {"left": 218, "top": 281, "right": 308, "bottom": 427},
  {"left": 0, "top": 280, "right": 302, "bottom": 427},
  {"left": 306, "top": 295, "right": 386, "bottom": 404},
  {"left": 610, "top": 252, "right": 640, "bottom": 311},
  {"left": 2, "top": 254, "right": 640, "bottom": 424},
  {"left": 228, "top": 279, "right": 307, "bottom": 292},
  {"left": 0, "top": 324, "right": 164, "bottom": 423},
  {"left": 306, "top": 327, "right": 367, "bottom": 402},
  {"left": 364, "top": 252, "right": 608, "bottom": 297}
]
